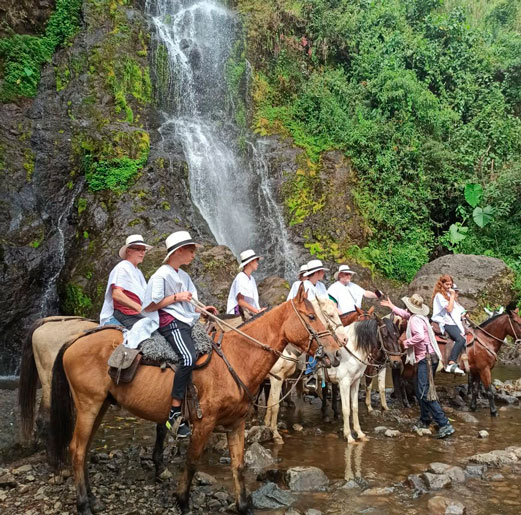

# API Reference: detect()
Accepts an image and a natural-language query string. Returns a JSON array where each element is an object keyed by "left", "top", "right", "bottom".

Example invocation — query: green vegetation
[
  {"left": 237, "top": 0, "right": 521, "bottom": 285},
  {"left": 63, "top": 283, "right": 93, "bottom": 317},
  {"left": 0, "top": 0, "right": 82, "bottom": 101}
]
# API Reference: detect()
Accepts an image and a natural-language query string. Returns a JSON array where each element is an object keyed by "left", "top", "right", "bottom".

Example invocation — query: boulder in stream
[
  {"left": 427, "top": 495, "right": 466, "bottom": 515},
  {"left": 285, "top": 466, "right": 329, "bottom": 491},
  {"left": 244, "top": 443, "right": 275, "bottom": 470},
  {"left": 251, "top": 482, "right": 295, "bottom": 510}
]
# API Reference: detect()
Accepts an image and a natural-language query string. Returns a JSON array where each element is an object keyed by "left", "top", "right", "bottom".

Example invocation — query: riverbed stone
[
  {"left": 457, "top": 412, "right": 479, "bottom": 424},
  {"left": 245, "top": 443, "right": 275, "bottom": 470},
  {"left": 194, "top": 471, "right": 218, "bottom": 486},
  {"left": 285, "top": 467, "right": 329, "bottom": 491},
  {"left": 427, "top": 495, "right": 466, "bottom": 515},
  {"left": 374, "top": 426, "right": 388, "bottom": 434},
  {"left": 12, "top": 464, "right": 33, "bottom": 475},
  {"left": 246, "top": 425, "right": 274, "bottom": 444},
  {"left": 360, "top": 486, "right": 394, "bottom": 496},
  {"left": 505, "top": 446, "right": 521, "bottom": 459},
  {"left": 478, "top": 430, "right": 489, "bottom": 438},
  {"left": 428, "top": 463, "right": 451, "bottom": 474},
  {"left": 415, "top": 427, "right": 432, "bottom": 436},
  {"left": 464, "top": 463, "right": 487, "bottom": 478},
  {"left": 408, "top": 474, "right": 427, "bottom": 495},
  {"left": 468, "top": 450, "right": 517, "bottom": 467},
  {"left": 422, "top": 472, "right": 451, "bottom": 490},
  {"left": 251, "top": 482, "right": 296, "bottom": 509},
  {"left": 304, "top": 510, "right": 323, "bottom": 515},
  {"left": 384, "top": 429, "right": 400, "bottom": 438}
]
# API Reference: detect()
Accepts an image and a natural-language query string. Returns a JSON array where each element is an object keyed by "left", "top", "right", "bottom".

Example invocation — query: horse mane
[
  {"left": 238, "top": 307, "right": 274, "bottom": 328},
  {"left": 352, "top": 319, "right": 378, "bottom": 353},
  {"left": 480, "top": 313, "right": 504, "bottom": 328}
]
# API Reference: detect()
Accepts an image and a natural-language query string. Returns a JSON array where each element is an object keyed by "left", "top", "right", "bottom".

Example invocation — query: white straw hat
[
  {"left": 401, "top": 294, "right": 429, "bottom": 316},
  {"left": 334, "top": 264, "right": 357, "bottom": 280},
  {"left": 119, "top": 234, "right": 152, "bottom": 259},
  {"left": 238, "top": 249, "right": 263, "bottom": 269},
  {"left": 163, "top": 231, "right": 201, "bottom": 263},
  {"left": 303, "top": 259, "right": 329, "bottom": 277},
  {"left": 298, "top": 264, "right": 308, "bottom": 277}
]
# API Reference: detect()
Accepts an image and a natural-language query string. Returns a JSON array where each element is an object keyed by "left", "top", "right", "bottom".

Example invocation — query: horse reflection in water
[{"left": 344, "top": 440, "right": 367, "bottom": 482}]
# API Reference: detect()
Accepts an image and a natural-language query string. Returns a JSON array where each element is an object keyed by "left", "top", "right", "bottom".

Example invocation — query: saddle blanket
[{"left": 139, "top": 322, "right": 213, "bottom": 365}]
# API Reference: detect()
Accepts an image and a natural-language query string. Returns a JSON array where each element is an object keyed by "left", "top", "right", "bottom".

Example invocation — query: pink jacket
[{"left": 392, "top": 306, "right": 435, "bottom": 362}]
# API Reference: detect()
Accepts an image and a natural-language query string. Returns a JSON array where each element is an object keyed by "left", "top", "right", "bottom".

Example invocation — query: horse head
[
  {"left": 312, "top": 296, "right": 348, "bottom": 345},
  {"left": 287, "top": 285, "right": 341, "bottom": 368},
  {"left": 378, "top": 315, "right": 404, "bottom": 371},
  {"left": 508, "top": 306, "right": 521, "bottom": 344}
]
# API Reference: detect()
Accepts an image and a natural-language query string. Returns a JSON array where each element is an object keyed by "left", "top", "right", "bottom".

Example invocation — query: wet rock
[
  {"left": 258, "top": 276, "right": 290, "bottom": 307},
  {"left": 478, "top": 430, "right": 489, "bottom": 438},
  {"left": 384, "top": 429, "right": 400, "bottom": 438},
  {"left": 208, "top": 432, "right": 228, "bottom": 454},
  {"left": 285, "top": 509, "right": 302, "bottom": 515},
  {"left": 244, "top": 443, "right": 275, "bottom": 470},
  {"left": 415, "top": 427, "right": 432, "bottom": 436},
  {"left": 246, "top": 425, "right": 274, "bottom": 444},
  {"left": 251, "top": 482, "right": 296, "bottom": 510},
  {"left": 427, "top": 495, "right": 466, "bottom": 515},
  {"left": 292, "top": 424, "right": 304, "bottom": 432},
  {"left": 374, "top": 426, "right": 388, "bottom": 434},
  {"left": 0, "top": 471, "right": 17, "bottom": 488},
  {"left": 194, "top": 471, "right": 218, "bottom": 486},
  {"left": 12, "top": 464, "right": 33, "bottom": 474},
  {"left": 407, "top": 474, "right": 427, "bottom": 495},
  {"left": 457, "top": 412, "right": 479, "bottom": 424},
  {"left": 157, "top": 468, "right": 172, "bottom": 481},
  {"left": 428, "top": 463, "right": 451, "bottom": 474},
  {"left": 286, "top": 466, "right": 329, "bottom": 492},
  {"left": 464, "top": 463, "right": 487, "bottom": 478},
  {"left": 495, "top": 392, "right": 518, "bottom": 405},
  {"left": 468, "top": 451, "right": 517, "bottom": 467},
  {"left": 505, "top": 446, "right": 521, "bottom": 459},
  {"left": 422, "top": 472, "right": 451, "bottom": 490},
  {"left": 446, "top": 466, "right": 466, "bottom": 483},
  {"left": 305, "top": 510, "right": 323, "bottom": 515},
  {"left": 360, "top": 486, "right": 394, "bottom": 496},
  {"left": 489, "top": 473, "right": 504, "bottom": 481}
]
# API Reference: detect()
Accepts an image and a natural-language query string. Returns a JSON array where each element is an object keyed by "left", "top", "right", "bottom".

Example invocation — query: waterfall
[{"left": 145, "top": 0, "right": 299, "bottom": 278}]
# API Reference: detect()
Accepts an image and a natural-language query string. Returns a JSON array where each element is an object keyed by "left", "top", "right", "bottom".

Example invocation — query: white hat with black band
[
  {"left": 334, "top": 264, "right": 357, "bottom": 280},
  {"left": 303, "top": 259, "right": 329, "bottom": 277},
  {"left": 238, "top": 249, "right": 263, "bottom": 269},
  {"left": 118, "top": 234, "right": 153, "bottom": 259},
  {"left": 163, "top": 230, "right": 202, "bottom": 263}
]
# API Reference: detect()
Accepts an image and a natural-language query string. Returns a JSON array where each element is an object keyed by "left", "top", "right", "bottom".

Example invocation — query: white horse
[{"left": 264, "top": 297, "right": 347, "bottom": 443}]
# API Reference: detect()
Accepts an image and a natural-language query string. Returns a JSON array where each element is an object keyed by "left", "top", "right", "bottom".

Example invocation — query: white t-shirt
[
  {"left": 302, "top": 280, "right": 328, "bottom": 301},
  {"left": 432, "top": 292, "right": 465, "bottom": 334},
  {"left": 327, "top": 281, "right": 365, "bottom": 314},
  {"left": 287, "top": 280, "right": 302, "bottom": 300},
  {"left": 315, "top": 281, "right": 328, "bottom": 298},
  {"left": 226, "top": 271, "right": 260, "bottom": 314},
  {"left": 99, "top": 260, "right": 147, "bottom": 325},
  {"left": 143, "top": 264, "right": 200, "bottom": 326}
]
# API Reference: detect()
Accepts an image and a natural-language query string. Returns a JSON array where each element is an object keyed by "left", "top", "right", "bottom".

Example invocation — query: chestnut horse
[{"left": 48, "top": 287, "right": 340, "bottom": 515}]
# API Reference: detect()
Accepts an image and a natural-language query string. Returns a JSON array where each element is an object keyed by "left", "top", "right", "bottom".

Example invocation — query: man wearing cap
[
  {"left": 143, "top": 231, "right": 218, "bottom": 438},
  {"left": 327, "top": 264, "right": 380, "bottom": 315},
  {"left": 99, "top": 234, "right": 152, "bottom": 328},
  {"left": 226, "top": 249, "right": 265, "bottom": 318},
  {"left": 287, "top": 264, "right": 308, "bottom": 301},
  {"left": 302, "top": 259, "right": 329, "bottom": 300},
  {"left": 381, "top": 295, "right": 455, "bottom": 439}
]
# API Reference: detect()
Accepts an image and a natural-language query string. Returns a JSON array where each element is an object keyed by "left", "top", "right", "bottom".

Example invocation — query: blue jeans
[
  {"left": 416, "top": 357, "right": 448, "bottom": 427},
  {"left": 444, "top": 324, "right": 466, "bottom": 363},
  {"left": 305, "top": 356, "right": 317, "bottom": 375}
]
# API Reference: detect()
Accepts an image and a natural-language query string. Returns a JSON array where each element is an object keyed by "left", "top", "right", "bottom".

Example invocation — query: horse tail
[
  {"left": 49, "top": 343, "right": 74, "bottom": 469},
  {"left": 18, "top": 318, "right": 47, "bottom": 441}
]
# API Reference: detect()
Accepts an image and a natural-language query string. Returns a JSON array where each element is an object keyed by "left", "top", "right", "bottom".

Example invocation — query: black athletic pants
[
  {"left": 113, "top": 309, "right": 143, "bottom": 330},
  {"left": 444, "top": 324, "right": 466, "bottom": 363},
  {"left": 158, "top": 320, "right": 196, "bottom": 400}
]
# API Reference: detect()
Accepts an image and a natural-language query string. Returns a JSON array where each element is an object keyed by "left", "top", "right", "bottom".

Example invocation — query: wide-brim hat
[
  {"left": 303, "top": 259, "right": 329, "bottom": 277},
  {"left": 163, "top": 230, "right": 201, "bottom": 263},
  {"left": 119, "top": 234, "right": 152, "bottom": 259},
  {"left": 238, "top": 249, "right": 263, "bottom": 269},
  {"left": 334, "top": 264, "right": 356, "bottom": 281},
  {"left": 298, "top": 264, "right": 308, "bottom": 277},
  {"left": 402, "top": 295, "right": 429, "bottom": 316}
]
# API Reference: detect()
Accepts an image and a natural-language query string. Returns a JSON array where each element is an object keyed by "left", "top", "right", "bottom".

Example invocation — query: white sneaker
[{"left": 445, "top": 363, "right": 465, "bottom": 375}]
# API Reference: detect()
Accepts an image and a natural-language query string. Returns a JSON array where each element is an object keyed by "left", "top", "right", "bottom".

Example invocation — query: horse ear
[
  {"left": 296, "top": 282, "right": 307, "bottom": 302},
  {"left": 368, "top": 306, "right": 375, "bottom": 315}
]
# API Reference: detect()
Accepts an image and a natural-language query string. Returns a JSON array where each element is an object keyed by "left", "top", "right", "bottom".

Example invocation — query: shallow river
[{"left": 89, "top": 364, "right": 521, "bottom": 514}]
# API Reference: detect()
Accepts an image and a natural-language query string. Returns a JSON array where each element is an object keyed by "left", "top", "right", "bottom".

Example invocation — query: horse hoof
[
  {"left": 345, "top": 436, "right": 356, "bottom": 444},
  {"left": 358, "top": 435, "right": 369, "bottom": 442},
  {"left": 491, "top": 410, "right": 498, "bottom": 418}
]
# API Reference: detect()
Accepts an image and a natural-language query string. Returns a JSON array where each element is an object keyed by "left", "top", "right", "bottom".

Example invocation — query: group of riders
[{"left": 100, "top": 231, "right": 469, "bottom": 440}]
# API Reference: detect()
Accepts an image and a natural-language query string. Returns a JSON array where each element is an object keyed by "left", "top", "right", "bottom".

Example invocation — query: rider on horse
[
  {"left": 287, "top": 264, "right": 308, "bottom": 300},
  {"left": 381, "top": 294, "right": 455, "bottom": 439},
  {"left": 302, "top": 259, "right": 329, "bottom": 300},
  {"left": 226, "top": 249, "right": 265, "bottom": 319},
  {"left": 143, "top": 231, "right": 218, "bottom": 438},
  {"left": 99, "top": 234, "right": 152, "bottom": 329},
  {"left": 432, "top": 274, "right": 466, "bottom": 375},
  {"left": 327, "top": 264, "right": 381, "bottom": 315}
]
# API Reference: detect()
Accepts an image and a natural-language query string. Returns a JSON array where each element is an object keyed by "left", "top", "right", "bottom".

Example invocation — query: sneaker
[
  {"left": 166, "top": 412, "right": 191, "bottom": 438},
  {"left": 445, "top": 363, "right": 465, "bottom": 375},
  {"left": 436, "top": 423, "right": 455, "bottom": 439}
]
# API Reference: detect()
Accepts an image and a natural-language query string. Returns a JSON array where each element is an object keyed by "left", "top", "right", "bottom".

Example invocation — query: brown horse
[
  {"left": 47, "top": 287, "right": 340, "bottom": 515},
  {"left": 19, "top": 316, "right": 98, "bottom": 440}
]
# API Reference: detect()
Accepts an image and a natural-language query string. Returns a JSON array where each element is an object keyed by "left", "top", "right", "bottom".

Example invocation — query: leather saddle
[{"left": 430, "top": 321, "right": 474, "bottom": 347}]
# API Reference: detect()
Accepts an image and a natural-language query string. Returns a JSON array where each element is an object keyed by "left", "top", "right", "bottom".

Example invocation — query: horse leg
[
  {"left": 153, "top": 423, "right": 168, "bottom": 479},
  {"left": 378, "top": 368, "right": 389, "bottom": 411},
  {"left": 365, "top": 377, "right": 373, "bottom": 412},
  {"left": 177, "top": 422, "right": 214, "bottom": 513},
  {"left": 479, "top": 367, "right": 497, "bottom": 417},
  {"left": 69, "top": 404, "right": 107, "bottom": 515},
  {"left": 470, "top": 373, "right": 480, "bottom": 412},
  {"left": 339, "top": 378, "right": 355, "bottom": 443},
  {"left": 227, "top": 419, "right": 253, "bottom": 515},
  {"left": 321, "top": 383, "right": 330, "bottom": 422},
  {"left": 351, "top": 378, "right": 367, "bottom": 441},
  {"left": 264, "top": 377, "right": 284, "bottom": 444},
  {"left": 332, "top": 383, "right": 340, "bottom": 420}
]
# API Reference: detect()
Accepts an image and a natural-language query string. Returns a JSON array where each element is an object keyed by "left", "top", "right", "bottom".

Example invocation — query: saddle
[{"left": 430, "top": 321, "right": 474, "bottom": 372}]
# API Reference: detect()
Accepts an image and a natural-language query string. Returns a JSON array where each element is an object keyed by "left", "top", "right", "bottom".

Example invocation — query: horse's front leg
[
  {"left": 332, "top": 383, "right": 340, "bottom": 420},
  {"left": 378, "top": 367, "right": 389, "bottom": 411},
  {"left": 264, "top": 377, "right": 284, "bottom": 444},
  {"left": 365, "top": 376, "right": 373, "bottom": 412},
  {"left": 479, "top": 367, "right": 497, "bottom": 417},
  {"left": 321, "top": 383, "right": 330, "bottom": 422},
  {"left": 177, "top": 421, "right": 214, "bottom": 513},
  {"left": 339, "top": 378, "right": 354, "bottom": 443},
  {"left": 470, "top": 373, "right": 479, "bottom": 412},
  {"left": 351, "top": 377, "right": 367, "bottom": 441},
  {"left": 153, "top": 423, "right": 168, "bottom": 479},
  {"left": 227, "top": 419, "right": 253, "bottom": 515}
]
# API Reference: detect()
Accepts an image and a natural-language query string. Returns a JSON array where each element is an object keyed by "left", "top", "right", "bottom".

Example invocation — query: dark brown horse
[{"left": 47, "top": 287, "right": 340, "bottom": 515}]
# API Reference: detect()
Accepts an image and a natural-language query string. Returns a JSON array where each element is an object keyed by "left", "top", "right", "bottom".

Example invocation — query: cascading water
[{"left": 145, "top": 0, "right": 299, "bottom": 278}]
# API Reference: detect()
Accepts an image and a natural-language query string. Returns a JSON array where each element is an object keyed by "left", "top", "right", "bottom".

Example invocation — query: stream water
[{"left": 88, "top": 364, "right": 521, "bottom": 514}]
